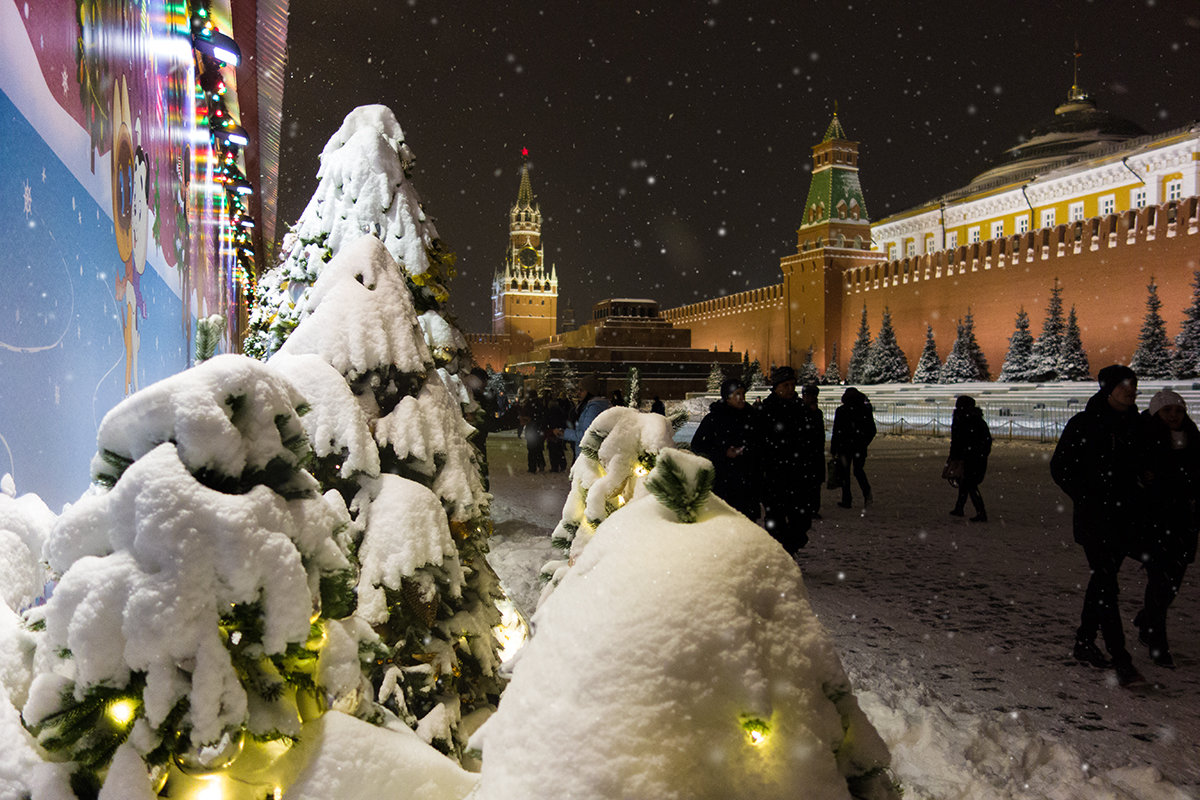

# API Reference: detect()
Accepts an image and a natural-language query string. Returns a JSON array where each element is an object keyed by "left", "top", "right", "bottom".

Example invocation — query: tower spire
[{"left": 517, "top": 148, "right": 533, "bottom": 208}]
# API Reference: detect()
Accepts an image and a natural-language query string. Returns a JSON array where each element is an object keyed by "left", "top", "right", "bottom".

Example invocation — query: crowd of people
[
  {"left": 471, "top": 362, "right": 1196, "bottom": 689},
  {"left": 692, "top": 366, "right": 878, "bottom": 556}
]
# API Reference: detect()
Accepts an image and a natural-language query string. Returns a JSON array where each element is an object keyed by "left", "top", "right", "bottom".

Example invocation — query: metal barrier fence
[{"left": 849, "top": 399, "right": 1079, "bottom": 442}]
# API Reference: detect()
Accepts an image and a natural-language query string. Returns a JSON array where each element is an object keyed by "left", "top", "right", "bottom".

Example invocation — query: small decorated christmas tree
[
  {"left": 912, "top": 325, "right": 942, "bottom": 383},
  {"left": 539, "top": 408, "right": 676, "bottom": 605},
  {"left": 998, "top": 308, "right": 1035, "bottom": 383},
  {"left": 627, "top": 366, "right": 641, "bottom": 409},
  {"left": 23, "top": 356, "right": 354, "bottom": 797},
  {"left": 1130, "top": 278, "right": 1174, "bottom": 379},
  {"left": 473, "top": 448, "right": 899, "bottom": 800}
]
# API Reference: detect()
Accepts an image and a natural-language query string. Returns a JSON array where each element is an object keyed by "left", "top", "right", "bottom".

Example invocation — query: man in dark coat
[
  {"left": 831, "top": 387, "right": 876, "bottom": 509},
  {"left": 948, "top": 395, "right": 992, "bottom": 522},
  {"left": 758, "top": 367, "right": 824, "bottom": 553},
  {"left": 692, "top": 377, "right": 761, "bottom": 520},
  {"left": 1050, "top": 364, "right": 1144, "bottom": 686},
  {"left": 802, "top": 383, "right": 826, "bottom": 521},
  {"left": 544, "top": 392, "right": 570, "bottom": 473}
]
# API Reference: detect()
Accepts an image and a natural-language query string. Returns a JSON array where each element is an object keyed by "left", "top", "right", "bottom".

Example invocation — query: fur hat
[
  {"left": 770, "top": 365, "right": 797, "bottom": 387},
  {"left": 1097, "top": 364, "right": 1137, "bottom": 394},
  {"left": 719, "top": 377, "right": 746, "bottom": 401},
  {"left": 1149, "top": 389, "right": 1186, "bottom": 417}
]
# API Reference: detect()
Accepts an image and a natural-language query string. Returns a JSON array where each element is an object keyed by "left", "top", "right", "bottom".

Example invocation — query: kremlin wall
[{"left": 472, "top": 81, "right": 1200, "bottom": 396}]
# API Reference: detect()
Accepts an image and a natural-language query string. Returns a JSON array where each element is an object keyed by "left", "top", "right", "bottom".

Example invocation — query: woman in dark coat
[
  {"left": 947, "top": 395, "right": 992, "bottom": 522},
  {"left": 691, "top": 378, "right": 761, "bottom": 520},
  {"left": 830, "top": 387, "right": 876, "bottom": 509},
  {"left": 1133, "top": 389, "right": 1200, "bottom": 668}
]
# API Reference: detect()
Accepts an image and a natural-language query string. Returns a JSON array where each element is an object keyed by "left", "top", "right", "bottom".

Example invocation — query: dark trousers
[
  {"left": 547, "top": 438, "right": 567, "bottom": 472},
  {"left": 764, "top": 498, "right": 810, "bottom": 554},
  {"left": 1139, "top": 552, "right": 1189, "bottom": 652},
  {"left": 526, "top": 439, "right": 546, "bottom": 472},
  {"left": 954, "top": 482, "right": 985, "bottom": 515},
  {"left": 1078, "top": 541, "right": 1130, "bottom": 663},
  {"left": 838, "top": 453, "right": 871, "bottom": 506}
]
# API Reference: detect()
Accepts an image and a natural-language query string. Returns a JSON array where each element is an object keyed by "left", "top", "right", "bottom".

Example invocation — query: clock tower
[{"left": 492, "top": 158, "right": 559, "bottom": 340}]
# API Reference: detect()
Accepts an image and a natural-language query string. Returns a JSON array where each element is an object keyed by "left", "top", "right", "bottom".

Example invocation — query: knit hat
[
  {"left": 770, "top": 365, "right": 797, "bottom": 387},
  {"left": 1149, "top": 389, "right": 1186, "bottom": 417},
  {"left": 719, "top": 377, "right": 746, "bottom": 401},
  {"left": 1097, "top": 364, "right": 1137, "bottom": 394},
  {"left": 955, "top": 395, "right": 977, "bottom": 411}
]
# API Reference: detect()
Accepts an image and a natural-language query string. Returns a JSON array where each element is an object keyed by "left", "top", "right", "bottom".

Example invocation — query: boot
[
  {"left": 1073, "top": 640, "right": 1111, "bottom": 669},
  {"left": 969, "top": 512, "right": 988, "bottom": 523}
]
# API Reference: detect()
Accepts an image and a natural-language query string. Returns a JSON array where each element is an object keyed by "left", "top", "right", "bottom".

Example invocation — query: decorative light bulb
[
  {"left": 107, "top": 698, "right": 138, "bottom": 727},
  {"left": 739, "top": 715, "right": 770, "bottom": 747}
]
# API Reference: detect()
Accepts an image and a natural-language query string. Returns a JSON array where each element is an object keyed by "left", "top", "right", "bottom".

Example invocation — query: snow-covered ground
[{"left": 485, "top": 432, "right": 1200, "bottom": 800}]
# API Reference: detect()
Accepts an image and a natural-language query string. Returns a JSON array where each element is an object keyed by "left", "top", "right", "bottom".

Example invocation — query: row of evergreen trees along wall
[{"left": 745, "top": 272, "right": 1200, "bottom": 388}]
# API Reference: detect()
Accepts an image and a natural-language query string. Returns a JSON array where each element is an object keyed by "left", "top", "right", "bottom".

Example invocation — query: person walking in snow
[
  {"left": 831, "top": 387, "right": 876, "bottom": 509},
  {"left": 519, "top": 392, "right": 548, "bottom": 473},
  {"left": 563, "top": 375, "right": 612, "bottom": 449},
  {"left": 544, "top": 391, "right": 570, "bottom": 473},
  {"left": 692, "top": 377, "right": 762, "bottom": 521},
  {"left": 947, "top": 395, "right": 992, "bottom": 522},
  {"left": 802, "top": 382, "right": 826, "bottom": 521},
  {"left": 1132, "top": 389, "right": 1200, "bottom": 669},
  {"left": 758, "top": 367, "right": 824, "bottom": 552},
  {"left": 1051, "top": 364, "right": 1144, "bottom": 686}
]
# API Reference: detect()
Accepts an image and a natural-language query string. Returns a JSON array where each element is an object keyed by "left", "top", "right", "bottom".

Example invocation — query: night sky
[{"left": 277, "top": 1, "right": 1200, "bottom": 335}]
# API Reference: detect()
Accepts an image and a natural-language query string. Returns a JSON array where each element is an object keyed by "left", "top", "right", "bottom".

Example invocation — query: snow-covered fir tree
[
  {"left": 962, "top": 310, "right": 990, "bottom": 381},
  {"left": 560, "top": 362, "right": 580, "bottom": 399},
  {"left": 707, "top": 362, "right": 725, "bottom": 393},
  {"left": 249, "top": 105, "right": 505, "bottom": 760},
  {"left": 1030, "top": 280, "right": 1065, "bottom": 382},
  {"left": 846, "top": 307, "right": 872, "bottom": 384},
  {"left": 822, "top": 341, "right": 842, "bottom": 385},
  {"left": 797, "top": 346, "right": 820, "bottom": 385},
  {"left": 862, "top": 308, "right": 910, "bottom": 384},
  {"left": 1059, "top": 306, "right": 1091, "bottom": 381},
  {"left": 1174, "top": 270, "right": 1200, "bottom": 379},
  {"left": 747, "top": 358, "right": 767, "bottom": 389},
  {"left": 912, "top": 325, "right": 942, "bottom": 383},
  {"left": 475, "top": 448, "right": 900, "bottom": 800},
  {"left": 998, "top": 308, "right": 1036, "bottom": 382},
  {"left": 539, "top": 408, "right": 675, "bottom": 605},
  {"left": 627, "top": 366, "right": 640, "bottom": 409},
  {"left": 23, "top": 356, "right": 356, "bottom": 796},
  {"left": 939, "top": 314, "right": 988, "bottom": 383},
  {"left": 269, "top": 235, "right": 504, "bottom": 760},
  {"left": 1130, "top": 278, "right": 1174, "bottom": 379},
  {"left": 245, "top": 105, "right": 456, "bottom": 359}
]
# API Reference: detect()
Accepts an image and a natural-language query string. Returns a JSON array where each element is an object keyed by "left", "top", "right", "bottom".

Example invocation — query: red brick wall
[{"left": 661, "top": 285, "right": 789, "bottom": 368}]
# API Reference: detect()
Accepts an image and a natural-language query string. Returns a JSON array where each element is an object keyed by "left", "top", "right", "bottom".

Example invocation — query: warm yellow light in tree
[
  {"left": 107, "top": 698, "right": 137, "bottom": 727},
  {"left": 492, "top": 596, "right": 530, "bottom": 663},
  {"left": 634, "top": 463, "right": 649, "bottom": 476},
  {"left": 739, "top": 715, "right": 770, "bottom": 747}
]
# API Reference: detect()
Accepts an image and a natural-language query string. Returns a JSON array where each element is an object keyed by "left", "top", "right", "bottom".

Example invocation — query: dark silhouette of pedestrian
[
  {"left": 610, "top": 388, "right": 626, "bottom": 407},
  {"left": 758, "top": 367, "right": 823, "bottom": 552},
  {"left": 519, "top": 393, "right": 547, "bottom": 473},
  {"left": 650, "top": 396, "right": 666, "bottom": 415},
  {"left": 947, "top": 395, "right": 992, "bottom": 522},
  {"left": 545, "top": 392, "right": 569, "bottom": 473},
  {"left": 692, "top": 378, "right": 761, "bottom": 521},
  {"left": 1051, "top": 364, "right": 1144, "bottom": 686},
  {"left": 465, "top": 367, "right": 496, "bottom": 489},
  {"left": 1132, "top": 389, "right": 1200, "bottom": 669},
  {"left": 831, "top": 387, "right": 876, "bottom": 509},
  {"left": 801, "top": 383, "right": 825, "bottom": 521}
]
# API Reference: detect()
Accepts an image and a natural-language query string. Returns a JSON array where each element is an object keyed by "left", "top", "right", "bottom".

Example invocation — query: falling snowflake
[
  {"left": 23, "top": 180, "right": 32, "bottom": 217},
  {"left": 61, "top": 67, "right": 68, "bottom": 97}
]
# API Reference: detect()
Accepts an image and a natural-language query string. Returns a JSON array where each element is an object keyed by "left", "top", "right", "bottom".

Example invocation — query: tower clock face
[{"left": 519, "top": 246, "right": 538, "bottom": 267}]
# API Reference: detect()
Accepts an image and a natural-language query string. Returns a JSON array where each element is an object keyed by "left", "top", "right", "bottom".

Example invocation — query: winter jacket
[
  {"left": 692, "top": 400, "right": 762, "bottom": 516},
  {"left": 949, "top": 408, "right": 992, "bottom": 486},
  {"left": 1136, "top": 410, "right": 1200, "bottom": 564},
  {"left": 1050, "top": 391, "right": 1141, "bottom": 548},
  {"left": 563, "top": 395, "right": 612, "bottom": 444},
  {"left": 759, "top": 391, "right": 825, "bottom": 497},
  {"left": 830, "top": 390, "right": 876, "bottom": 458}
]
